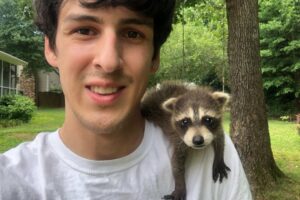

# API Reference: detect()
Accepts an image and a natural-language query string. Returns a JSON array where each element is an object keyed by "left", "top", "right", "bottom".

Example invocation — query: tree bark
[{"left": 225, "top": 0, "right": 284, "bottom": 197}]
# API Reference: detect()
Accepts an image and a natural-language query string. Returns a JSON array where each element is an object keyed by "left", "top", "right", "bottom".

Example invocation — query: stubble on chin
[{"left": 72, "top": 108, "right": 128, "bottom": 135}]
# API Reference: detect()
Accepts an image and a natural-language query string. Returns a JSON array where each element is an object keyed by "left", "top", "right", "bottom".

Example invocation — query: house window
[{"left": 0, "top": 60, "right": 18, "bottom": 96}]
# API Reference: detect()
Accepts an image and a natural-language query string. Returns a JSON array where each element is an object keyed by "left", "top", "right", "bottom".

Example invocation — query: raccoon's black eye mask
[
  {"left": 177, "top": 117, "right": 192, "bottom": 130},
  {"left": 175, "top": 116, "right": 220, "bottom": 131},
  {"left": 202, "top": 116, "right": 219, "bottom": 129}
]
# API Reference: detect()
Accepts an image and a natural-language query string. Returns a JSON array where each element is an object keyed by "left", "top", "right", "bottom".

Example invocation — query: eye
[
  {"left": 178, "top": 118, "right": 192, "bottom": 130},
  {"left": 202, "top": 116, "right": 216, "bottom": 128},
  {"left": 122, "top": 29, "right": 144, "bottom": 40},
  {"left": 74, "top": 28, "right": 96, "bottom": 36},
  {"left": 126, "top": 30, "right": 140, "bottom": 38}
]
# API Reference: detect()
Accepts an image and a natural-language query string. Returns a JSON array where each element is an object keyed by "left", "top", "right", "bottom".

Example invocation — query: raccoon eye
[
  {"left": 179, "top": 118, "right": 192, "bottom": 130},
  {"left": 202, "top": 116, "right": 215, "bottom": 128}
]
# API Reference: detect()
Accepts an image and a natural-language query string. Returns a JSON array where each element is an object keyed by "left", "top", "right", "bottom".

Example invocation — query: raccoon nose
[{"left": 193, "top": 135, "right": 204, "bottom": 146}]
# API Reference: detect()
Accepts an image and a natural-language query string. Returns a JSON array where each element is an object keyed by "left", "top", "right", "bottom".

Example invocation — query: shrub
[{"left": 0, "top": 95, "right": 36, "bottom": 124}]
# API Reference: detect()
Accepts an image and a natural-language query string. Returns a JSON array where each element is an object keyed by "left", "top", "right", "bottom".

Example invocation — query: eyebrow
[
  {"left": 64, "top": 14, "right": 153, "bottom": 28},
  {"left": 119, "top": 18, "right": 153, "bottom": 28},
  {"left": 64, "top": 14, "right": 103, "bottom": 23}
]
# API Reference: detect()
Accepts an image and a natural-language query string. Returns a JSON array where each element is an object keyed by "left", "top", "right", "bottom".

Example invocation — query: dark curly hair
[{"left": 34, "top": 0, "right": 176, "bottom": 58}]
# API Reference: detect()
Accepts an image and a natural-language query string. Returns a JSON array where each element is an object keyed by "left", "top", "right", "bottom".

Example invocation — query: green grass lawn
[
  {"left": 0, "top": 109, "right": 299, "bottom": 199},
  {"left": 222, "top": 113, "right": 300, "bottom": 200},
  {"left": 0, "top": 108, "right": 64, "bottom": 152},
  {"left": 269, "top": 119, "right": 300, "bottom": 180},
  {"left": 261, "top": 119, "right": 300, "bottom": 200}
]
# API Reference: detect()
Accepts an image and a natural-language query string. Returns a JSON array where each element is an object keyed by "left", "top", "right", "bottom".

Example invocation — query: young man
[{"left": 0, "top": 0, "right": 252, "bottom": 199}]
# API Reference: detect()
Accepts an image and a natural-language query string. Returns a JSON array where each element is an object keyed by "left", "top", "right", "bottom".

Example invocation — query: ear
[
  {"left": 44, "top": 37, "right": 58, "bottom": 68},
  {"left": 162, "top": 97, "right": 177, "bottom": 113},
  {"left": 150, "top": 52, "right": 160, "bottom": 74},
  {"left": 212, "top": 92, "right": 230, "bottom": 108}
]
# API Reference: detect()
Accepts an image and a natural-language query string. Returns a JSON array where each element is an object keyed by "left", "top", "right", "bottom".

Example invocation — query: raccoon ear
[
  {"left": 212, "top": 92, "right": 230, "bottom": 107},
  {"left": 162, "top": 97, "right": 178, "bottom": 113}
]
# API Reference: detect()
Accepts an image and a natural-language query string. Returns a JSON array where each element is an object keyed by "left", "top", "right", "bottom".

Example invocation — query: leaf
[{"left": 282, "top": 40, "right": 300, "bottom": 53}]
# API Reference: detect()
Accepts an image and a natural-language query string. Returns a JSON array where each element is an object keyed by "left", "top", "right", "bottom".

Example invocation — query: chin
[
  {"left": 81, "top": 112, "right": 129, "bottom": 134},
  {"left": 82, "top": 120, "right": 122, "bottom": 134}
]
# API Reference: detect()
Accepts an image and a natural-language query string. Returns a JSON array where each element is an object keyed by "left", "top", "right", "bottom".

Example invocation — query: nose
[
  {"left": 192, "top": 135, "right": 204, "bottom": 146},
  {"left": 93, "top": 31, "right": 122, "bottom": 73}
]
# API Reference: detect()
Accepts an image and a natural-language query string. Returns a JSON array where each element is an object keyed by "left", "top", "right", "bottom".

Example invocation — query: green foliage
[
  {"left": 152, "top": 1, "right": 228, "bottom": 91},
  {"left": 0, "top": 0, "right": 50, "bottom": 74},
  {"left": 259, "top": 0, "right": 300, "bottom": 115},
  {"left": 175, "top": 0, "right": 224, "bottom": 22},
  {"left": 0, "top": 95, "right": 36, "bottom": 126}
]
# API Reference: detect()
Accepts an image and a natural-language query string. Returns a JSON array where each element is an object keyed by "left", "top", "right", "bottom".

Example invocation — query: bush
[
  {"left": 0, "top": 95, "right": 36, "bottom": 125},
  {"left": 266, "top": 98, "right": 296, "bottom": 118}
]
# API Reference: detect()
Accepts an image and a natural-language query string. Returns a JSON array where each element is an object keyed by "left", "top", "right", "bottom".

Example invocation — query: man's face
[{"left": 45, "top": 0, "right": 159, "bottom": 134}]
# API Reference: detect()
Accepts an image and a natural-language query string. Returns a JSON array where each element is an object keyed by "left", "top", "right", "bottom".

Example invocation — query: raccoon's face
[
  {"left": 162, "top": 88, "right": 229, "bottom": 149},
  {"left": 172, "top": 107, "right": 221, "bottom": 149}
]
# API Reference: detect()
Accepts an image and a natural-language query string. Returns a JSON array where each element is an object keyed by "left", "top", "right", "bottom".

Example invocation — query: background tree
[
  {"left": 151, "top": 0, "right": 229, "bottom": 91},
  {"left": 0, "top": 0, "right": 49, "bottom": 74},
  {"left": 259, "top": 0, "right": 300, "bottom": 117},
  {"left": 225, "top": 0, "right": 284, "bottom": 198}
]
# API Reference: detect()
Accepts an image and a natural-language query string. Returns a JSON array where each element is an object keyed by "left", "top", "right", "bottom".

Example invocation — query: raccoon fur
[{"left": 141, "top": 81, "right": 231, "bottom": 200}]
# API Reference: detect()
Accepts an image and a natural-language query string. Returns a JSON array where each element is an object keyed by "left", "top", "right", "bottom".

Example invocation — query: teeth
[{"left": 90, "top": 86, "right": 118, "bottom": 95}]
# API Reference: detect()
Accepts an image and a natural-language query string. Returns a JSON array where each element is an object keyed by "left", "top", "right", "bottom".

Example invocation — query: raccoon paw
[
  {"left": 171, "top": 189, "right": 186, "bottom": 200},
  {"left": 162, "top": 190, "right": 186, "bottom": 200},
  {"left": 213, "top": 162, "right": 231, "bottom": 183},
  {"left": 162, "top": 194, "right": 175, "bottom": 200}
]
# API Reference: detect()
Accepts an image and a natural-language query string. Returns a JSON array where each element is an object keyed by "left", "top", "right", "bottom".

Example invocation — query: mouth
[
  {"left": 89, "top": 85, "right": 125, "bottom": 95},
  {"left": 191, "top": 144, "right": 206, "bottom": 150},
  {"left": 86, "top": 84, "right": 126, "bottom": 105},
  {"left": 183, "top": 141, "right": 206, "bottom": 149}
]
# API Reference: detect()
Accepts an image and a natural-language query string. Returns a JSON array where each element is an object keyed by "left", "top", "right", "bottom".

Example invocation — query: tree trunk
[{"left": 225, "top": 0, "right": 284, "bottom": 198}]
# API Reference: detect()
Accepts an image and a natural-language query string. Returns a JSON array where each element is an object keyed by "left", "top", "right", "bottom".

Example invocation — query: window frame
[{"left": 0, "top": 60, "right": 19, "bottom": 97}]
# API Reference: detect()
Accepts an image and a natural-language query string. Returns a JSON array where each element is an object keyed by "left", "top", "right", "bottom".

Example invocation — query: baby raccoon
[{"left": 141, "top": 81, "right": 231, "bottom": 200}]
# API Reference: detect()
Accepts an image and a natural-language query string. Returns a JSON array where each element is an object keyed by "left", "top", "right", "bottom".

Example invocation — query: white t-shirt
[{"left": 0, "top": 121, "right": 252, "bottom": 200}]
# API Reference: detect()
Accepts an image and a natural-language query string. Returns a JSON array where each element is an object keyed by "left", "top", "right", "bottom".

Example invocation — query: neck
[{"left": 59, "top": 113, "right": 145, "bottom": 160}]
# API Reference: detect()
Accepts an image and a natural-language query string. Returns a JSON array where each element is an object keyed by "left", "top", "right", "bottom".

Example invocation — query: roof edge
[{"left": 0, "top": 51, "right": 28, "bottom": 66}]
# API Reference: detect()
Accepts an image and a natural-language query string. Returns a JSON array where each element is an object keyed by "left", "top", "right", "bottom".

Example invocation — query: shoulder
[
  {"left": 0, "top": 131, "right": 56, "bottom": 200},
  {"left": 145, "top": 120, "right": 172, "bottom": 147},
  {"left": 2, "top": 132, "right": 53, "bottom": 157},
  {"left": 1, "top": 131, "right": 56, "bottom": 170},
  {"left": 185, "top": 134, "right": 253, "bottom": 200}
]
